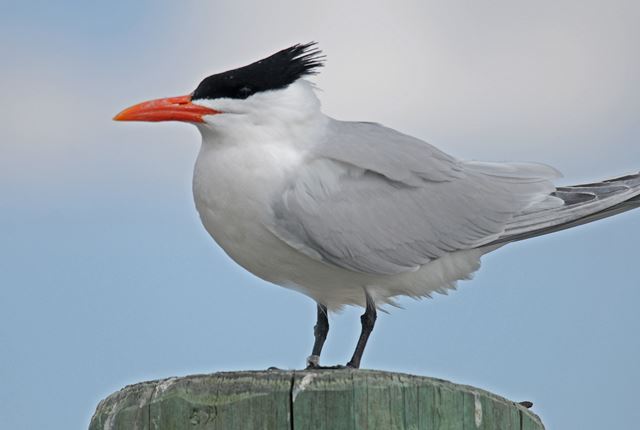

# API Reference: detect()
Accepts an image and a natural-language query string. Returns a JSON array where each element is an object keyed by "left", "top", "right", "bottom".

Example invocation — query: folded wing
[
  {"left": 490, "top": 172, "right": 640, "bottom": 245},
  {"left": 269, "top": 120, "right": 562, "bottom": 275}
]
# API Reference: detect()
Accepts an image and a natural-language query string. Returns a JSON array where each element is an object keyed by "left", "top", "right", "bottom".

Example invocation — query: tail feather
[{"left": 488, "top": 172, "right": 640, "bottom": 246}]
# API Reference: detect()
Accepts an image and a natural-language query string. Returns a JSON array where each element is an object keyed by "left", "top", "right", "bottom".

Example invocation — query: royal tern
[{"left": 115, "top": 43, "right": 640, "bottom": 368}]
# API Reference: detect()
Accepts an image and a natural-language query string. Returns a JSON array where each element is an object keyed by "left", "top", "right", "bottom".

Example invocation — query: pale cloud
[
  {"left": 189, "top": 0, "right": 640, "bottom": 178},
  {"left": 2, "top": 0, "right": 638, "bottom": 195}
]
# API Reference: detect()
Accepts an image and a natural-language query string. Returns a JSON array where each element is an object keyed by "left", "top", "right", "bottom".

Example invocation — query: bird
[{"left": 114, "top": 42, "right": 640, "bottom": 369}]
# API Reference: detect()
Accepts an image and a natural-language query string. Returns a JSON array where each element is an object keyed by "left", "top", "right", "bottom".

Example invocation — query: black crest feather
[{"left": 192, "top": 42, "right": 324, "bottom": 101}]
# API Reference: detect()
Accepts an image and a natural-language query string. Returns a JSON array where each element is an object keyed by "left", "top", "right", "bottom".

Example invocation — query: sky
[{"left": 1, "top": 1, "right": 639, "bottom": 428}]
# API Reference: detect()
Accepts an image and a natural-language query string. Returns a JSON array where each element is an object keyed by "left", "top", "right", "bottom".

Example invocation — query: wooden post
[{"left": 89, "top": 370, "right": 544, "bottom": 429}]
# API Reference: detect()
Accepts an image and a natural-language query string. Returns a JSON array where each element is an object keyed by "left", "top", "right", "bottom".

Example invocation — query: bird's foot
[
  {"left": 305, "top": 364, "right": 347, "bottom": 370},
  {"left": 306, "top": 355, "right": 321, "bottom": 369},
  {"left": 305, "top": 355, "right": 348, "bottom": 370},
  {"left": 345, "top": 359, "right": 362, "bottom": 369}
]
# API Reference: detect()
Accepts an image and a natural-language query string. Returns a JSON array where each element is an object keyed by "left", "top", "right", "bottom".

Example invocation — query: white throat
[{"left": 190, "top": 80, "right": 329, "bottom": 285}]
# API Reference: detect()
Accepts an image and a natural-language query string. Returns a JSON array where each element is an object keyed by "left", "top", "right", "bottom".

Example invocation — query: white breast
[{"left": 192, "top": 135, "right": 303, "bottom": 282}]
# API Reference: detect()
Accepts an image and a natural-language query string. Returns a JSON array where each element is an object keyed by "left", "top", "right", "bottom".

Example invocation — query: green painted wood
[{"left": 89, "top": 370, "right": 544, "bottom": 430}]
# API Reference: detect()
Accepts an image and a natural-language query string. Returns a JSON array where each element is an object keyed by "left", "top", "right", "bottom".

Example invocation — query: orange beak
[{"left": 113, "top": 95, "right": 220, "bottom": 123}]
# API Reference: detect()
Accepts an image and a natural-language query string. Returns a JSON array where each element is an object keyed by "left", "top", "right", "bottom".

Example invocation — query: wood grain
[{"left": 89, "top": 370, "right": 544, "bottom": 430}]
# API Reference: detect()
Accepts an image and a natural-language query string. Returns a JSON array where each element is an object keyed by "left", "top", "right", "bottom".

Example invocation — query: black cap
[{"left": 192, "top": 42, "right": 324, "bottom": 101}]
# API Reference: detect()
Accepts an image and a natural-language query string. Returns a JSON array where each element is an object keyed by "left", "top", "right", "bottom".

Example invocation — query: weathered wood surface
[{"left": 89, "top": 370, "right": 544, "bottom": 430}]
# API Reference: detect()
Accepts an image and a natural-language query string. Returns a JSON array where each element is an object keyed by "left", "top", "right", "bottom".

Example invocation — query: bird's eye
[{"left": 237, "top": 86, "right": 254, "bottom": 98}]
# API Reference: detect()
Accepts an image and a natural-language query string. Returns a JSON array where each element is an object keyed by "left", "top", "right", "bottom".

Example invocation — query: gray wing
[
  {"left": 269, "top": 120, "right": 561, "bottom": 275},
  {"left": 489, "top": 172, "right": 640, "bottom": 245}
]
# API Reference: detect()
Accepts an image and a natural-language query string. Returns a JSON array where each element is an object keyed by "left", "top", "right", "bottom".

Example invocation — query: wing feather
[{"left": 269, "top": 120, "right": 561, "bottom": 275}]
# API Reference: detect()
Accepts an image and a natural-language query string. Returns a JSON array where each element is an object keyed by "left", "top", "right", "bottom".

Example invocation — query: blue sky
[{"left": 1, "top": 1, "right": 639, "bottom": 429}]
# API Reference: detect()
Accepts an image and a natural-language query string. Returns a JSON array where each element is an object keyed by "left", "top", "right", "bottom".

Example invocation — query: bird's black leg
[
  {"left": 347, "top": 291, "right": 377, "bottom": 369},
  {"left": 306, "top": 303, "right": 329, "bottom": 369}
]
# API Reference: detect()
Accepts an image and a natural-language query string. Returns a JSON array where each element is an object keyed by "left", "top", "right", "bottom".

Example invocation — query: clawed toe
[{"left": 305, "top": 364, "right": 347, "bottom": 370}]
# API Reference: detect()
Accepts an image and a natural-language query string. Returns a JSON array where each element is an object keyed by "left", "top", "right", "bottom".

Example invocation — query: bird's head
[{"left": 114, "top": 43, "right": 324, "bottom": 130}]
